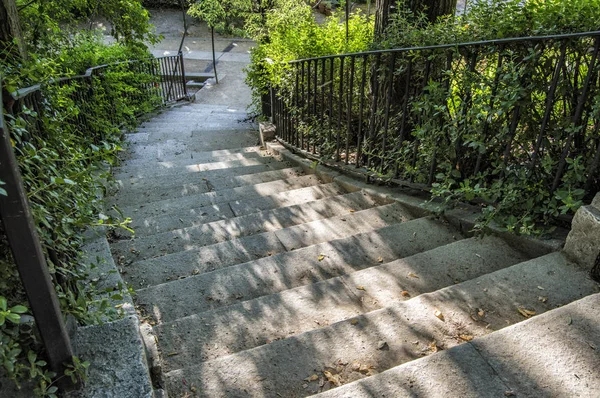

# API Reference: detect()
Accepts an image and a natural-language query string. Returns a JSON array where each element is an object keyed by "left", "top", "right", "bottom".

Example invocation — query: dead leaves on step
[
  {"left": 517, "top": 306, "right": 537, "bottom": 318},
  {"left": 304, "top": 360, "right": 376, "bottom": 393}
]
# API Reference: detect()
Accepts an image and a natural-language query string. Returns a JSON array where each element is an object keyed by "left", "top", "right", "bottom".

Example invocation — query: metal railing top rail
[
  {"left": 289, "top": 30, "right": 600, "bottom": 64},
  {"left": 11, "top": 53, "right": 185, "bottom": 100}
]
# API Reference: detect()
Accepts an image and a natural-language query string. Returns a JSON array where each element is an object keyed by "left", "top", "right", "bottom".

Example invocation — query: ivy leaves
[{"left": 0, "top": 296, "right": 28, "bottom": 326}]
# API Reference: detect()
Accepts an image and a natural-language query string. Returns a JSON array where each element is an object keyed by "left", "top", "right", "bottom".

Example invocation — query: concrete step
[
  {"left": 113, "top": 156, "right": 280, "bottom": 180},
  {"left": 113, "top": 175, "right": 330, "bottom": 223},
  {"left": 116, "top": 149, "right": 264, "bottom": 171},
  {"left": 121, "top": 145, "right": 262, "bottom": 164},
  {"left": 111, "top": 191, "right": 384, "bottom": 263},
  {"left": 123, "top": 134, "right": 259, "bottom": 161},
  {"left": 155, "top": 235, "right": 526, "bottom": 372},
  {"left": 110, "top": 162, "right": 298, "bottom": 208},
  {"left": 163, "top": 252, "right": 598, "bottom": 397},
  {"left": 121, "top": 215, "right": 453, "bottom": 287},
  {"left": 134, "top": 202, "right": 415, "bottom": 322},
  {"left": 116, "top": 169, "right": 313, "bottom": 236},
  {"left": 124, "top": 125, "right": 255, "bottom": 143},
  {"left": 313, "top": 289, "right": 600, "bottom": 398}
]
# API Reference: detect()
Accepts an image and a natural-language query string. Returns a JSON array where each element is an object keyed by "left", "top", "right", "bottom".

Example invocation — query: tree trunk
[
  {"left": 375, "top": 0, "right": 457, "bottom": 38},
  {"left": 0, "top": 0, "right": 27, "bottom": 62}
]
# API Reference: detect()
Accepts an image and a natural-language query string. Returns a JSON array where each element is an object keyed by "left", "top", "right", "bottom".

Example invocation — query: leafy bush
[{"left": 245, "top": 0, "right": 374, "bottom": 110}]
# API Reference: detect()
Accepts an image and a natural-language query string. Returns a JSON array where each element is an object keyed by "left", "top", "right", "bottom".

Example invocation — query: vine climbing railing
[
  {"left": 272, "top": 31, "right": 600, "bottom": 230},
  {"left": 0, "top": 53, "right": 188, "bottom": 385}
]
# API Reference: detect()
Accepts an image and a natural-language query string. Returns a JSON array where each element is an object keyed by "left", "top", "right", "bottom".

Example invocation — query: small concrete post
[{"left": 564, "top": 192, "right": 600, "bottom": 274}]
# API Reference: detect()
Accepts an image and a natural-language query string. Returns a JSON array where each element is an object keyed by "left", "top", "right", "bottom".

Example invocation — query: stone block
[
  {"left": 592, "top": 192, "right": 600, "bottom": 211},
  {"left": 564, "top": 203, "right": 600, "bottom": 269},
  {"left": 259, "top": 122, "right": 276, "bottom": 147}
]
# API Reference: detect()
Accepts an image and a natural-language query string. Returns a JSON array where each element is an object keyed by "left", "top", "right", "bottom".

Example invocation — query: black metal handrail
[
  {"left": 272, "top": 31, "right": 600, "bottom": 205},
  {"left": 0, "top": 52, "right": 189, "bottom": 386}
]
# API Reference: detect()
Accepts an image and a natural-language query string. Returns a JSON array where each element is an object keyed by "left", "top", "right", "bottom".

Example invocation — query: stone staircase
[{"left": 108, "top": 102, "right": 600, "bottom": 397}]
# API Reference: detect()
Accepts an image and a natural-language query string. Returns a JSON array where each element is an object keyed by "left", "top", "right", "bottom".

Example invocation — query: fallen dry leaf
[
  {"left": 407, "top": 272, "right": 419, "bottom": 279},
  {"left": 348, "top": 209, "right": 356, "bottom": 213},
  {"left": 434, "top": 310, "right": 445, "bottom": 321},
  {"left": 323, "top": 371, "right": 341, "bottom": 386},
  {"left": 401, "top": 290, "right": 411, "bottom": 297},
  {"left": 356, "top": 285, "right": 366, "bottom": 291},
  {"left": 518, "top": 307, "right": 536, "bottom": 318},
  {"left": 350, "top": 361, "right": 361, "bottom": 371},
  {"left": 478, "top": 309, "right": 485, "bottom": 318},
  {"left": 428, "top": 341, "right": 439, "bottom": 353},
  {"left": 377, "top": 256, "right": 383, "bottom": 263},
  {"left": 304, "top": 374, "right": 319, "bottom": 382},
  {"left": 459, "top": 334, "right": 474, "bottom": 341}
]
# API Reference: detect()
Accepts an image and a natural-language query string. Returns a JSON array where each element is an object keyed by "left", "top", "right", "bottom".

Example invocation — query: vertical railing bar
[
  {"left": 313, "top": 59, "right": 318, "bottom": 154},
  {"left": 380, "top": 52, "right": 396, "bottom": 173},
  {"left": 356, "top": 54, "right": 368, "bottom": 168},
  {"left": 367, "top": 53, "right": 382, "bottom": 169},
  {"left": 336, "top": 56, "right": 345, "bottom": 162},
  {"left": 346, "top": 55, "right": 356, "bottom": 165},
  {"left": 299, "top": 61, "right": 306, "bottom": 149}
]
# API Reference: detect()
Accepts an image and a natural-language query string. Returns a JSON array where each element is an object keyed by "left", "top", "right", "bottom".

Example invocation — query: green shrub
[{"left": 245, "top": 0, "right": 374, "bottom": 111}]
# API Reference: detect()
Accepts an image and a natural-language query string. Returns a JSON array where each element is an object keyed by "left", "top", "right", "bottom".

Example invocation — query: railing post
[
  {"left": 179, "top": 52, "right": 189, "bottom": 99},
  {"left": 0, "top": 82, "right": 75, "bottom": 383}
]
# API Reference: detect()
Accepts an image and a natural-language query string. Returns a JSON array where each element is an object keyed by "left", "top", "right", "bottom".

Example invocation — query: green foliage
[
  {"left": 379, "top": 0, "right": 600, "bottom": 49},
  {"left": 16, "top": 0, "right": 158, "bottom": 52},
  {"left": 188, "top": 0, "right": 274, "bottom": 36},
  {"left": 245, "top": 0, "right": 374, "bottom": 110},
  {"left": 1, "top": 1, "right": 162, "bottom": 394}
]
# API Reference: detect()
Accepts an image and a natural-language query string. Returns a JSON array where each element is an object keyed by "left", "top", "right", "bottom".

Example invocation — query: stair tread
[
  {"left": 121, "top": 145, "right": 262, "bottom": 164},
  {"left": 116, "top": 150, "right": 264, "bottom": 171},
  {"left": 113, "top": 154, "right": 279, "bottom": 180},
  {"left": 312, "top": 291, "right": 600, "bottom": 398},
  {"left": 134, "top": 202, "right": 415, "bottom": 322},
  {"left": 162, "top": 252, "right": 599, "bottom": 397},
  {"left": 112, "top": 191, "right": 384, "bottom": 263},
  {"left": 110, "top": 169, "right": 318, "bottom": 210},
  {"left": 155, "top": 234, "right": 530, "bottom": 371},
  {"left": 122, "top": 216, "right": 454, "bottom": 289}
]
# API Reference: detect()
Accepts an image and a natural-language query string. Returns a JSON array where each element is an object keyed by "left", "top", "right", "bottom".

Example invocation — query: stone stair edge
[
  {"left": 162, "top": 251, "right": 598, "bottom": 397},
  {"left": 113, "top": 173, "right": 329, "bottom": 216},
  {"left": 154, "top": 234, "right": 530, "bottom": 372},
  {"left": 136, "top": 215, "right": 459, "bottom": 306},
  {"left": 128, "top": 201, "right": 414, "bottom": 295},
  {"left": 309, "top": 291, "right": 600, "bottom": 398},
  {"left": 119, "top": 189, "right": 383, "bottom": 242},
  {"left": 265, "top": 140, "right": 566, "bottom": 259}
]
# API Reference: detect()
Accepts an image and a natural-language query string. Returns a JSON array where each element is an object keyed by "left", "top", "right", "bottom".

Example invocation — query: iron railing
[
  {"left": 272, "top": 31, "right": 600, "bottom": 203},
  {"left": 0, "top": 53, "right": 188, "bottom": 384}
]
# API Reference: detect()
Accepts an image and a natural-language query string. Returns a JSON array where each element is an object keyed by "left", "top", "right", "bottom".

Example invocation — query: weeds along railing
[
  {"left": 0, "top": 53, "right": 187, "bottom": 382},
  {"left": 272, "top": 31, "right": 600, "bottom": 219}
]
